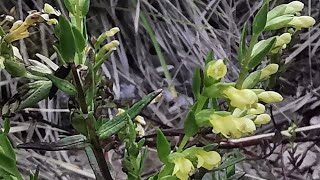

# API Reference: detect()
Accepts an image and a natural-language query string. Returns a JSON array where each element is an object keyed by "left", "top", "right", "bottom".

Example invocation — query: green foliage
[{"left": 156, "top": 129, "right": 171, "bottom": 164}]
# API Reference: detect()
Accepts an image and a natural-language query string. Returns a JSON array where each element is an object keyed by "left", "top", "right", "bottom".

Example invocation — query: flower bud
[
  {"left": 206, "top": 59, "right": 227, "bottom": 80},
  {"left": 4, "top": 56, "right": 27, "bottom": 77},
  {"left": 288, "top": 16, "right": 316, "bottom": 29},
  {"left": 248, "top": 103, "right": 265, "bottom": 115},
  {"left": 27, "top": 59, "right": 53, "bottom": 76},
  {"left": 260, "top": 64, "right": 279, "bottom": 80},
  {"left": 258, "top": 91, "right": 283, "bottom": 104},
  {"left": 43, "top": 3, "right": 61, "bottom": 16},
  {"left": 135, "top": 115, "right": 146, "bottom": 126},
  {"left": 254, "top": 114, "right": 271, "bottom": 126},
  {"left": 285, "top": 1, "right": 304, "bottom": 14},
  {"left": 272, "top": 33, "right": 292, "bottom": 53},
  {"left": 265, "top": 15, "right": 294, "bottom": 31}
]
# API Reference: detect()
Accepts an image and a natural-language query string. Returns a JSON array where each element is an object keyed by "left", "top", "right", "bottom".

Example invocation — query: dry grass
[{"left": 0, "top": 0, "right": 320, "bottom": 179}]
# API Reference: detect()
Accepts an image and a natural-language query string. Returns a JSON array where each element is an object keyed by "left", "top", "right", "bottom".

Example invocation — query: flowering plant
[{"left": 0, "top": 0, "right": 316, "bottom": 180}]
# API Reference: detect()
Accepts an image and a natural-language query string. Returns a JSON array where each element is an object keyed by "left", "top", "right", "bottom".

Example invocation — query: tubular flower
[
  {"left": 223, "top": 87, "right": 258, "bottom": 110},
  {"left": 172, "top": 156, "right": 195, "bottom": 180},
  {"left": 194, "top": 149, "right": 221, "bottom": 170},
  {"left": 285, "top": 1, "right": 304, "bottom": 14},
  {"left": 254, "top": 114, "right": 271, "bottom": 126},
  {"left": 135, "top": 123, "right": 145, "bottom": 137},
  {"left": 209, "top": 114, "right": 256, "bottom": 138},
  {"left": 247, "top": 103, "right": 265, "bottom": 115},
  {"left": 260, "top": 64, "right": 279, "bottom": 80},
  {"left": 206, "top": 59, "right": 227, "bottom": 80},
  {"left": 43, "top": 3, "right": 61, "bottom": 16},
  {"left": 4, "top": 11, "right": 53, "bottom": 43},
  {"left": 288, "top": 16, "right": 316, "bottom": 30},
  {"left": 272, "top": 33, "right": 292, "bottom": 53},
  {"left": 258, "top": 91, "right": 283, "bottom": 104}
]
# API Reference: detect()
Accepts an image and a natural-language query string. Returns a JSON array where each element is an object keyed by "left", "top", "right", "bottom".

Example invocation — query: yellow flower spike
[
  {"left": 254, "top": 114, "right": 271, "bottom": 126},
  {"left": 247, "top": 103, "right": 265, "bottom": 115},
  {"left": 194, "top": 149, "right": 221, "bottom": 170},
  {"left": 223, "top": 87, "right": 258, "bottom": 110},
  {"left": 285, "top": 1, "right": 304, "bottom": 14},
  {"left": 288, "top": 16, "right": 316, "bottom": 30},
  {"left": 260, "top": 64, "right": 279, "bottom": 80},
  {"left": 43, "top": 3, "right": 61, "bottom": 16},
  {"left": 173, "top": 157, "right": 195, "bottom": 180},
  {"left": 272, "top": 33, "right": 292, "bottom": 53},
  {"left": 258, "top": 91, "right": 283, "bottom": 104},
  {"left": 134, "top": 115, "right": 146, "bottom": 126},
  {"left": 206, "top": 59, "right": 227, "bottom": 80}
]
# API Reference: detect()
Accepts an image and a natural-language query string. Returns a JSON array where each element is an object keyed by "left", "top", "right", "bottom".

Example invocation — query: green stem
[
  {"left": 235, "top": 34, "right": 259, "bottom": 89},
  {"left": 70, "top": 63, "right": 113, "bottom": 180},
  {"left": 177, "top": 135, "right": 189, "bottom": 152}
]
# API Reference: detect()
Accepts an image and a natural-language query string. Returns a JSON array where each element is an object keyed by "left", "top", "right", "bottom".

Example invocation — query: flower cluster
[{"left": 169, "top": 147, "right": 221, "bottom": 180}]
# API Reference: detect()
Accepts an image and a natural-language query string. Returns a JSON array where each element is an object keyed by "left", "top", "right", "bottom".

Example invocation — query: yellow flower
[
  {"left": 254, "top": 114, "right": 271, "bottom": 126},
  {"left": 116, "top": 108, "right": 125, "bottom": 115},
  {"left": 272, "top": 33, "right": 292, "bottom": 53},
  {"left": 247, "top": 103, "right": 265, "bottom": 115},
  {"left": 206, "top": 59, "right": 227, "bottom": 80},
  {"left": 209, "top": 114, "right": 256, "bottom": 138},
  {"left": 223, "top": 87, "right": 258, "bottom": 110},
  {"left": 173, "top": 157, "right": 195, "bottom": 180},
  {"left": 289, "top": 16, "right": 316, "bottom": 30},
  {"left": 43, "top": 3, "right": 61, "bottom": 16},
  {"left": 258, "top": 91, "right": 283, "bottom": 104},
  {"left": 194, "top": 149, "right": 221, "bottom": 170},
  {"left": 285, "top": 1, "right": 304, "bottom": 14},
  {"left": 135, "top": 123, "right": 145, "bottom": 137},
  {"left": 135, "top": 115, "right": 146, "bottom": 125},
  {"left": 260, "top": 64, "right": 279, "bottom": 80}
]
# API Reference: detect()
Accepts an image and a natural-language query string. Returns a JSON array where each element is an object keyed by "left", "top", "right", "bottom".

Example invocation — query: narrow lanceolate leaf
[
  {"left": 29, "top": 165, "right": 40, "bottom": 180},
  {"left": 248, "top": 38, "right": 276, "bottom": 69},
  {"left": 215, "top": 153, "right": 246, "bottom": 171},
  {"left": 58, "top": 16, "right": 76, "bottom": 63},
  {"left": 81, "top": 0, "right": 90, "bottom": 16},
  {"left": 17, "top": 135, "right": 88, "bottom": 151},
  {"left": 183, "top": 110, "right": 198, "bottom": 137},
  {"left": 63, "top": 0, "right": 75, "bottom": 14},
  {"left": 46, "top": 74, "right": 77, "bottom": 96},
  {"left": 97, "top": 90, "right": 162, "bottom": 139},
  {"left": 252, "top": 2, "right": 269, "bottom": 35},
  {"left": 205, "top": 50, "right": 214, "bottom": 65},
  {"left": 72, "top": 26, "right": 86, "bottom": 53},
  {"left": 192, "top": 66, "right": 201, "bottom": 99},
  {"left": 238, "top": 22, "right": 248, "bottom": 64},
  {"left": 156, "top": 129, "right": 171, "bottom": 164},
  {"left": 0, "top": 152, "right": 23, "bottom": 180},
  {"left": 19, "top": 80, "right": 52, "bottom": 109}
]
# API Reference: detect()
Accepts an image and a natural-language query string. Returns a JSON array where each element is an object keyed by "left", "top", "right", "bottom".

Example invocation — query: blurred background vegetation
[{"left": 0, "top": 0, "right": 320, "bottom": 179}]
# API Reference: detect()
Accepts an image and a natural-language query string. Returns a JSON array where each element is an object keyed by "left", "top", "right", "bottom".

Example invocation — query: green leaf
[
  {"left": 0, "top": 133, "right": 15, "bottom": 160},
  {"left": 248, "top": 37, "right": 276, "bottom": 69},
  {"left": 46, "top": 74, "right": 77, "bottom": 96},
  {"left": 159, "top": 176, "right": 178, "bottom": 180},
  {"left": 215, "top": 153, "right": 246, "bottom": 171},
  {"left": 97, "top": 90, "right": 162, "bottom": 139},
  {"left": 72, "top": 26, "right": 86, "bottom": 53},
  {"left": 252, "top": 2, "right": 269, "bottom": 35},
  {"left": 195, "top": 109, "right": 215, "bottom": 127},
  {"left": 0, "top": 152, "right": 22, "bottom": 180},
  {"left": 158, "top": 163, "right": 174, "bottom": 179},
  {"left": 17, "top": 134, "right": 88, "bottom": 151},
  {"left": 195, "top": 95, "right": 209, "bottom": 113},
  {"left": 192, "top": 66, "right": 201, "bottom": 99},
  {"left": 80, "top": 0, "right": 90, "bottom": 16},
  {"left": 237, "top": 23, "right": 247, "bottom": 64},
  {"left": 19, "top": 80, "right": 52, "bottom": 109},
  {"left": 3, "top": 118, "right": 10, "bottom": 135},
  {"left": 58, "top": 16, "right": 76, "bottom": 63},
  {"left": 264, "top": 15, "right": 294, "bottom": 31},
  {"left": 203, "top": 83, "right": 234, "bottom": 99},
  {"left": 205, "top": 50, "right": 214, "bottom": 65},
  {"left": 241, "top": 70, "right": 261, "bottom": 89},
  {"left": 156, "top": 129, "right": 171, "bottom": 164},
  {"left": 63, "top": 0, "right": 75, "bottom": 14},
  {"left": 183, "top": 110, "right": 198, "bottom": 137},
  {"left": 71, "top": 110, "right": 88, "bottom": 135},
  {"left": 53, "top": 45, "right": 67, "bottom": 65}
]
